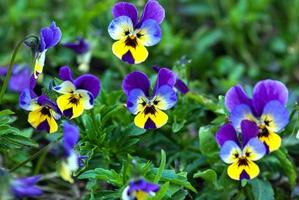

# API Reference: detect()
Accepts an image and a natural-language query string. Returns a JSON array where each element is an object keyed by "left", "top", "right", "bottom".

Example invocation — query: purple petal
[
  {"left": 9, "top": 66, "right": 31, "bottom": 92},
  {"left": 244, "top": 137, "right": 266, "bottom": 160},
  {"left": 224, "top": 85, "right": 252, "bottom": 113},
  {"left": 261, "top": 100, "right": 289, "bottom": 132},
  {"left": 74, "top": 74, "right": 101, "bottom": 98},
  {"left": 0, "top": 66, "right": 8, "bottom": 75},
  {"left": 39, "top": 21, "right": 62, "bottom": 51},
  {"left": 63, "top": 37, "right": 90, "bottom": 54},
  {"left": 155, "top": 85, "right": 177, "bottom": 110},
  {"left": 139, "top": 0, "right": 165, "bottom": 25},
  {"left": 175, "top": 79, "right": 189, "bottom": 94},
  {"left": 37, "top": 95, "right": 60, "bottom": 113},
  {"left": 241, "top": 120, "right": 259, "bottom": 146},
  {"left": 240, "top": 171, "right": 250, "bottom": 180},
  {"left": 112, "top": 2, "right": 138, "bottom": 26},
  {"left": 128, "top": 179, "right": 160, "bottom": 193},
  {"left": 253, "top": 79, "right": 288, "bottom": 116},
  {"left": 138, "top": 19, "right": 161, "bottom": 46},
  {"left": 230, "top": 104, "right": 255, "bottom": 129},
  {"left": 59, "top": 66, "right": 74, "bottom": 81},
  {"left": 154, "top": 68, "right": 176, "bottom": 94},
  {"left": 122, "top": 51, "right": 135, "bottom": 64},
  {"left": 127, "top": 89, "right": 146, "bottom": 114},
  {"left": 15, "top": 175, "right": 41, "bottom": 185},
  {"left": 63, "top": 122, "right": 80, "bottom": 156},
  {"left": 36, "top": 120, "right": 50, "bottom": 133},
  {"left": 144, "top": 118, "right": 156, "bottom": 129},
  {"left": 215, "top": 123, "right": 238, "bottom": 146},
  {"left": 122, "top": 71, "right": 150, "bottom": 96},
  {"left": 220, "top": 140, "right": 241, "bottom": 164}
]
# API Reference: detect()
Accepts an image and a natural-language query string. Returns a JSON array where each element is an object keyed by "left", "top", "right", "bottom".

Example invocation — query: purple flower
[
  {"left": 0, "top": 65, "right": 31, "bottom": 92},
  {"left": 153, "top": 66, "right": 189, "bottom": 94},
  {"left": 19, "top": 78, "right": 60, "bottom": 133},
  {"left": 108, "top": 0, "right": 165, "bottom": 64},
  {"left": 58, "top": 122, "right": 82, "bottom": 183},
  {"left": 122, "top": 68, "right": 177, "bottom": 129},
  {"left": 34, "top": 21, "right": 62, "bottom": 79},
  {"left": 11, "top": 175, "right": 43, "bottom": 199},
  {"left": 215, "top": 120, "right": 266, "bottom": 181},
  {"left": 52, "top": 66, "right": 101, "bottom": 119},
  {"left": 224, "top": 80, "right": 289, "bottom": 153},
  {"left": 122, "top": 178, "right": 160, "bottom": 200},
  {"left": 63, "top": 37, "right": 90, "bottom": 54}
]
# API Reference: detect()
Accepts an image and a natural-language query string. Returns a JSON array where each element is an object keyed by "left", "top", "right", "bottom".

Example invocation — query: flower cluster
[{"left": 216, "top": 79, "right": 290, "bottom": 181}]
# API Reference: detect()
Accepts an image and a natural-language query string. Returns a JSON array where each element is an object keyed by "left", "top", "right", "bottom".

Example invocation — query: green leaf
[
  {"left": 0, "top": 109, "right": 14, "bottom": 116},
  {"left": 198, "top": 126, "right": 219, "bottom": 159},
  {"left": 78, "top": 168, "right": 123, "bottom": 187},
  {"left": 154, "top": 149, "right": 166, "bottom": 183},
  {"left": 148, "top": 182, "right": 169, "bottom": 200},
  {"left": 273, "top": 149, "right": 297, "bottom": 188},
  {"left": 250, "top": 179, "right": 274, "bottom": 200},
  {"left": 193, "top": 169, "right": 218, "bottom": 187}
]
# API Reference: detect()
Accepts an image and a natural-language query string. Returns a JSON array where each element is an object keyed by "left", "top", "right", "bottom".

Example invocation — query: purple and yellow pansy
[
  {"left": 225, "top": 80, "right": 289, "bottom": 153},
  {"left": 53, "top": 66, "right": 101, "bottom": 119},
  {"left": 122, "top": 68, "right": 177, "bottom": 129},
  {"left": 34, "top": 21, "right": 61, "bottom": 79},
  {"left": 216, "top": 120, "right": 266, "bottom": 181},
  {"left": 58, "top": 122, "right": 82, "bottom": 183},
  {"left": 108, "top": 0, "right": 165, "bottom": 64},
  {"left": 122, "top": 178, "right": 160, "bottom": 200},
  {"left": 19, "top": 78, "right": 61, "bottom": 133}
]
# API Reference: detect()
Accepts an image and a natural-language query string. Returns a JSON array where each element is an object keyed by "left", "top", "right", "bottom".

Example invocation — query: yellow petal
[
  {"left": 59, "top": 161, "right": 74, "bottom": 183},
  {"left": 227, "top": 159, "right": 260, "bottom": 180},
  {"left": 28, "top": 107, "right": 46, "bottom": 128},
  {"left": 34, "top": 51, "right": 46, "bottom": 79},
  {"left": 259, "top": 131, "right": 281, "bottom": 152},
  {"left": 57, "top": 94, "right": 84, "bottom": 119},
  {"left": 134, "top": 111, "right": 150, "bottom": 129},
  {"left": 135, "top": 190, "right": 149, "bottom": 200},
  {"left": 48, "top": 116, "right": 58, "bottom": 133},
  {"left": 129, "top": 40, "right": 148, "bottom": 64},
  {"left": 112, "top": 38, "right": 130, "bottom": 59}
]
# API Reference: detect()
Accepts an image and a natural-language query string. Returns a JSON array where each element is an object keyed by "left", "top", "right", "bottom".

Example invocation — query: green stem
[
  {"left": 34, "top": 146, "right": 49, "bottom": 175},
  {"left": 0, "top": 35, "right": 38, "bottom": 103},
  {"left": 10, "top": 143, "right": 51, "bottom": 173}
]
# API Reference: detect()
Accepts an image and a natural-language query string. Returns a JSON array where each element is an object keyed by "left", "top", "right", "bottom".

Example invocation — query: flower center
[
  {"left": 125, "top": 36, "right": 138, "bottom": 48},
  {"left": 68, "top": 94, "right": 81, "bottom": 105},
  {"left": 237, "top": 157, "right": 249, "bottom": 167},
  {"left": 40, "top": 106, "right": 51, "bottom": 117},
  {"left": 258, "top": 125, "right": 270, "bottom": 138}
]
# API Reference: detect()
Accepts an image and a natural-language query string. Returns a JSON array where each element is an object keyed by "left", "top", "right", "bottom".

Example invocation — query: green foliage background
[{"left": 1, "top": 0, "right": 299, "bottom": 199}]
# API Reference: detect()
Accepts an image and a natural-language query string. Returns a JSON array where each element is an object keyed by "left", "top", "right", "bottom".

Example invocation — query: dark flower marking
[
  {"left": 125, "top": 36, "right": 138, "bottom": 48},
  {"left": 144, "top": 105, "right": 157, "bottom": 115},
  {"left": 40, "top": 107, "right": 51, "bottom": 117},
  {"left": 238, "top": 157, "right": 249, "bottom": 167}
]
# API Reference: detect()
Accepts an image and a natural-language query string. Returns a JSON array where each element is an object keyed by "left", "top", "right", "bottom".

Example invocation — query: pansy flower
[
  {"left": 0, "top": 65, "right": 31, "bottom": 92},
  {"left": 152, "top": 66, "right": 189, "bottom": 94},
  {"left": 10, "top": 175, "right": 43, "bottom": 199},
  {"left": 19, "top": 77, "right": 60, "bottom": 133},
  {"left": 122, "top": 68, "right": 177, "bottom": 129},
  {"left": 122, "top": 178, "right": 160, "bottom": 200},
  {"left": 63, "top": 37, "right": 91, "bottom": 72},
  {"left": 108, "top": 0, "right": 165, "bottom": 64},
  {"left": 33, "top": 21, "right": 61, "bottom": 79},
  {"left": 58, "top": 122, "right": 82, "bottom": 183},
  {"left": 53, "top": 66, "right": 101, "bottom": 119},
  {"left": 216, "top": 120, "right": 266, "bottom": 181},
  {"left": 225, "top": 80, "right": 289, "bottom": 153}
]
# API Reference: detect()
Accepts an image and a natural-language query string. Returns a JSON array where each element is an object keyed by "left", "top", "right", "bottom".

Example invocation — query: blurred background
[{"left": 1, "top": 0, "right": 299, "bottom": 199}]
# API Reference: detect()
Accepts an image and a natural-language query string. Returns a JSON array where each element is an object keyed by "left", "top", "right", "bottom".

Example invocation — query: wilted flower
[
  {"left": 216, "top": 120, "right": 266, "bottom": 181},
  {"left": 33, "top": 21, "right": 61, "bottom": 79},
  {"left": 225, "top": 80, "right": 289, "bottom": 153},
  {"left": 63, "top": 37, "right": 91, "bottom": 72},
  {"left": 19, "top": 77, "right": 60, "bottom": 133},
  {"left": 122, "top": 68, "right": 177, "bottom": 129},
  {"left": 0, "top": 65, "right": 31, "bottom": 92},
  {"left": 152, "top": 66, "right": 189, "bottom": 94},
  {"left": 53, "top": 66, "right": 101, "bottom": 119},
  {"left": 10, "top": 175, "right": 43, "bottom": 199},
  {"left": 122, "top": 178, "right": 160, "bottom": 200},
  {"left": 58, "top": 122, "right": 82, "bottom": 183},
  {"left": 108, "top": 0, "right": 165, "bottom": 64}
]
